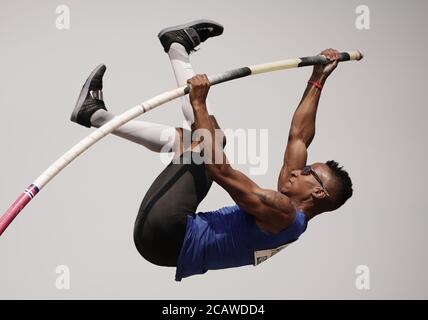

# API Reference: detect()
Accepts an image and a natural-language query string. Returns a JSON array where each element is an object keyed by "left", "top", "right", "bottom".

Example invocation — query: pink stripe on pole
[{"left": 0, "top": 185, "right": 38, "bottom": 236}]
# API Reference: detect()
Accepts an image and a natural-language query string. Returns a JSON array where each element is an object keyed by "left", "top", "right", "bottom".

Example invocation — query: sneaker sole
[
  {"left": 71, "top": 64, "right": 106, "bottom": 122},
  {"left": 157, "top": 19, "right": 223, "bottom": 39}
]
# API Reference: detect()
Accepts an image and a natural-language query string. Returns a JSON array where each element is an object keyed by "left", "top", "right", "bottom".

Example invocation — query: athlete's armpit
[{"left": 278, "top": 137, "right": 308, "bottom": 191}]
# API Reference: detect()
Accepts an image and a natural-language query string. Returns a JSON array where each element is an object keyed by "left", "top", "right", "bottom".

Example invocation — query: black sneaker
[
  {"left": 71, "top": 64, "right": 108, "bottom": 128},
  {"left": 158, "top": 19, "right": 224, "bottom": 54}
]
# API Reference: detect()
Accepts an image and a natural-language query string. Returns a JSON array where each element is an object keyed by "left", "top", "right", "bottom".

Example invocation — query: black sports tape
[
  {"left": 183, "top": 67, "right": 251, "bottom": 95},
  {"left": 339, "top": 52, "right": 351, "bottom": 61},
  {"left": 298, "top": 52, "right": 352, "bottom": 67},
  {"left": 210, "top": 67, "right": 252, "bottom": 85}
]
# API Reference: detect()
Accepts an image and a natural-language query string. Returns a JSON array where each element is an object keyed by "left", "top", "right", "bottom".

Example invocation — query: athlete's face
[{"left": 282, "top": 163, "right": 331, "bottom": 200}]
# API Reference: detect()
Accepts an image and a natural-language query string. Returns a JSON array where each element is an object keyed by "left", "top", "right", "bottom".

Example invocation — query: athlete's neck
[{"left": 290, "top": 198, "right": 324, "bottom": 221}]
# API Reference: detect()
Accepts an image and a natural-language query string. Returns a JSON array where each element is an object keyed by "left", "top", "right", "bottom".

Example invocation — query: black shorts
[{"left": 133, "top": 152, "right": 212, "bottom": 267}]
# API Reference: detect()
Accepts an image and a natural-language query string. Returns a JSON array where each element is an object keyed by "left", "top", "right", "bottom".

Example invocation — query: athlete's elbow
[
  {"left": 289, "top": 128, "right": 314, "bottom": 147},
  {"left": 206, "top": 163, "right": 231, "bottom": 180}
]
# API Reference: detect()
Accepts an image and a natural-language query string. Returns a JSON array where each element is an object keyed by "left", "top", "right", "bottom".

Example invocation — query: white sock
[
  {"left": 168, "top": 42, "right": 213, "bottom": 128},
  {"left": 90, "top": 109, "right": 179, "bottom": 153}
]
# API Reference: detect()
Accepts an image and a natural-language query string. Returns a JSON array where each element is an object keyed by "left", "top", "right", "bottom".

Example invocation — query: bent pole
[{"left": 0, "top": 50, "right": 363, "bottom": 237}]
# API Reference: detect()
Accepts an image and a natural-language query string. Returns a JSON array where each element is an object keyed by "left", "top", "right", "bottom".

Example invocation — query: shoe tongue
[
  {"left": 83, "top": 98, "right": 105, "bottom": 109},
  {"left": 89, "top": 78, "right": 103, "bottom": 91},
  {"left": 184, "top": 28, "right": 201, "bottom": 48}
]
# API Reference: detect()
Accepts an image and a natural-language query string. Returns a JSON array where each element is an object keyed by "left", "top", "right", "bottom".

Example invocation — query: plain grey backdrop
[{"left": 0, "top": 0, "right": 427, "bottom": 299}]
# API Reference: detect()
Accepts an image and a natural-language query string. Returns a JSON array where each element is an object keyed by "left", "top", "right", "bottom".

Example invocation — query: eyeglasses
[{"left": 301, "top": 165, "right": 330, "bottom": 197}]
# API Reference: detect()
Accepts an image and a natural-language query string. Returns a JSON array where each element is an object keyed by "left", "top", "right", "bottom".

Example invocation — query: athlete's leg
[
  {"left": 159, "top": 20, "right": 223, "bottom": 129},
  {"left": 71, "top": 64, "right": 189, "bottom": 154},
  {"left": 133, "top": 151, "right": 212, "bottom": 266},
  {"left": 167, "top": 43, "right": 213, "bottom": 126},
  {"left": 168, "top": 44, "right": 226, "bottom": 149},
  {"left": 90, "top": 108, "right": 185, "bottom": 154}
]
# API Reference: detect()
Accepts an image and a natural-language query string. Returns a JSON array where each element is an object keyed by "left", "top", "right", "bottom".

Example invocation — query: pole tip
[
  {"left": 347, "top": 50, "right": 364, "bottom": 61},
  {"left": 352, "top": 50, "right": 364, "bottom": 61}
]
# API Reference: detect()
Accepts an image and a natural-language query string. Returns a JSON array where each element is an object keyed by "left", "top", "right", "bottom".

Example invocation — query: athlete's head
[{"left": 283, "top": 160, "right": 353, "bottom": 212}]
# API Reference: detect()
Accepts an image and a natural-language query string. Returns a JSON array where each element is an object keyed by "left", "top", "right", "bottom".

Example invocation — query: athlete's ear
[{"left": 312, "top": 187, "right": 327, "bottom": 200}]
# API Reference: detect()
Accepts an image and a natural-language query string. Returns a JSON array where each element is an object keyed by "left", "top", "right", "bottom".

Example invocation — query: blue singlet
[{"left": 175, "top": 205, "right": 308, "bottom": 281}]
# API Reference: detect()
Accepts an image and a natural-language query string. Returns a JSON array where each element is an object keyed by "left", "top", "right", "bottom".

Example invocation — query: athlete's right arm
[{"left": 210, "top": 164, "right": 296, "bottom": 232}]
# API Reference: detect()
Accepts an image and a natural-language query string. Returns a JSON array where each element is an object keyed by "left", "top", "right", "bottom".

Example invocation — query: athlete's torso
[{"left": 175, "top": 205, "right": 308, "bottom": 281}]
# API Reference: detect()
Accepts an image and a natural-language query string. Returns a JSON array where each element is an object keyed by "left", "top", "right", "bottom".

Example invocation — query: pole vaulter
[{"left": 0, "top": 45, "right": 362, "bottom": 237}]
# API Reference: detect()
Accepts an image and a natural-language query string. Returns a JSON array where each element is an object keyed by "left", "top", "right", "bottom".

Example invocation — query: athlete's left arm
[
  {"left": 187, "top": 75, "right": 295, "bottom": 229},
  {"left": 277, "top": 49, "right": 340, "bottom": 191}
]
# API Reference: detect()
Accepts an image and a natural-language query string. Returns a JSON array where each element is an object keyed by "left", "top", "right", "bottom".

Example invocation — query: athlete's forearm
[
  {"left": 188, "top": 74, "right": 228, "bottom": 175},
  {"left": 288, "top": 74, "right": 326, "bottom": 147},
  {"left": 192, "top": 103, "right": 229, "bottom": 174},
  {"left": 192, "top": 103, "right": 215, "bottom": 137}
]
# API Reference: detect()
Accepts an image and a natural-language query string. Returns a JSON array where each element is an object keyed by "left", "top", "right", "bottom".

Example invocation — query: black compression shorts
[{"left": 133, "top": 152, "right": 212, "bottom": 267}]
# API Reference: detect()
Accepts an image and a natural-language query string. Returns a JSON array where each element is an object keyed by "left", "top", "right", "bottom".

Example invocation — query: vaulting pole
[{"left": 0, "top": 50, "right": 363, "bottom": 237}]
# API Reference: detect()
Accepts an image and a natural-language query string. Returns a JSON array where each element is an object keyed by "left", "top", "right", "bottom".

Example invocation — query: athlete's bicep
[
  {"left": 278, "top": 137, "right": 308, "bottom": 191},
  {"left": 211, "top": 165, "right": 294, "bottom": 223},
  {"left": 210, "top": 165, "right": 260, "bottom": 208}
]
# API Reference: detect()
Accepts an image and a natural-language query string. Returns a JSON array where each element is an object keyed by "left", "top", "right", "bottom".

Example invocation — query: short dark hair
[{"left": 325, "top": 160, "right": 353, "bottom": 209}]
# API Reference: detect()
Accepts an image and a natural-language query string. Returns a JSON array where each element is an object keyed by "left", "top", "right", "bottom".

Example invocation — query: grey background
[{"left": 0, "top": 0, "right": 427, "bottom": 299}]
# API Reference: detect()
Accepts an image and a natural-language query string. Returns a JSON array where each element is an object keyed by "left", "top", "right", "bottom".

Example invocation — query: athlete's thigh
[{"left": 133, "top": 152, "right": 212, "bottom": 265}]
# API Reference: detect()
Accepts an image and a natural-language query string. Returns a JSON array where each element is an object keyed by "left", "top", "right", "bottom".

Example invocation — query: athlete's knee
[
  {"left": 133, "top": 225, "right": 164, "bottom": 266},
  {"left": 170, "top": 128, "right": 184, "bottom": 156},
  {"left": 133, "top": 213, "right": 179, "bottom": 267}
]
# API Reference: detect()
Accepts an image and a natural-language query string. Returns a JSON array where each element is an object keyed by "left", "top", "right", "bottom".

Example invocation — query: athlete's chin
[
  {"left": 280, "top": 186, "right": 292, "bottom": 196},
  {"left": 282, "top": 191, "right": 293, "bottom": 197}
]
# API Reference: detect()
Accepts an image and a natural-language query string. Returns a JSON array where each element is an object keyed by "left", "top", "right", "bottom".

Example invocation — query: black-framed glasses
[{"left": 301, "top": 165, "right": 330, "bottom": 197}]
